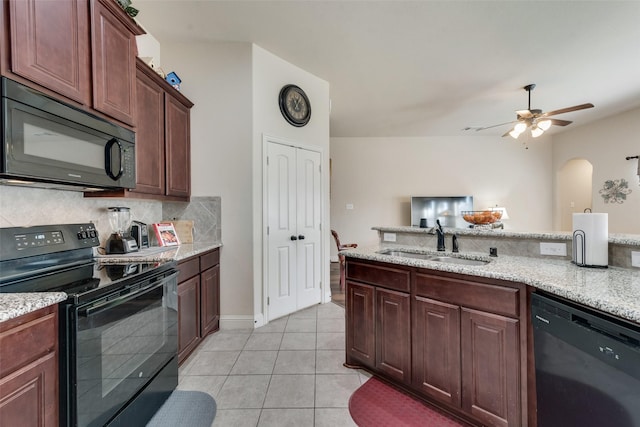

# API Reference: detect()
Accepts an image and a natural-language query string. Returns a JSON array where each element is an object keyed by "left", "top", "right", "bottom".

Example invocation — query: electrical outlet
[
  {"left": 383, "top": 233, "right": 396, "bottom": 242},
  {"left": 632, "top": 251, "right": 640, "bottom": 268},
  {"left": 540, "top": 242, "right": 567, "bottom": 256}
]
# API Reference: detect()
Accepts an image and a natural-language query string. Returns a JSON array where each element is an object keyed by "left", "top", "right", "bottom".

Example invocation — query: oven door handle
[{"left": 78, "top": 272, "right": 177, "bottom": 317}]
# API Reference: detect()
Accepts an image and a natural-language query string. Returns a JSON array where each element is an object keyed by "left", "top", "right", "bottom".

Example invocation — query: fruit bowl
[{"left": 461, "top": 210, "right": 502, "bottom": 225}]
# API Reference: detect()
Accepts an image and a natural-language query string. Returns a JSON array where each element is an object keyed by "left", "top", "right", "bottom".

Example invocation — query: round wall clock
[{"left": 279, "top": 85, "right": 311, "bottom": 127}]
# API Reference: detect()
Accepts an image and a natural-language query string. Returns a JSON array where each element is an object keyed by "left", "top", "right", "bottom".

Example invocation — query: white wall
[
  {"left": 553, "top": 107, "right": 640, "bottom": 234},
  {"left": 161, "top": 42, "right": 255, "bottom": 319},
  {"left": 251, "top": 45, "right": 331, "bottom": 325},
  {"left": 329, "top": 135, "right": 553, "bottom": 258},
  {"left": 160, "top": 42, "right": 330, "bottom": 326}
]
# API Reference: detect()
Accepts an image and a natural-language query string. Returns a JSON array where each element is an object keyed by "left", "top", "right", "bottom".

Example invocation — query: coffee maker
[{"left": 104, "top": 207, "right": 139, "bottom": 254}]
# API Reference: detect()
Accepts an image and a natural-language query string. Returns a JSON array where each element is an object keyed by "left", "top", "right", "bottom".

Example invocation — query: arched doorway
[{"left": 557, "top": 159, "right": 593, "bottom": 231}]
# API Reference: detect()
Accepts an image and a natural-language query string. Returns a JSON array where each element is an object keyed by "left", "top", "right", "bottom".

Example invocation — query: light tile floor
[{"left": 177, "top": 302, "right": 368, "bottom": 427}]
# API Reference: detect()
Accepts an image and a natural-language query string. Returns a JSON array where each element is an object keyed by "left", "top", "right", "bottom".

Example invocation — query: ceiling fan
[{"left": 472, "top": 84, "right": 594, "bottom": 139}]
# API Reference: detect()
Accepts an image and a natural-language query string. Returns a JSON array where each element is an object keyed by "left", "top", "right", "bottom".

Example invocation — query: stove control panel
[{"left": 0, "top": 223, "right": 100, "bottom": 261}]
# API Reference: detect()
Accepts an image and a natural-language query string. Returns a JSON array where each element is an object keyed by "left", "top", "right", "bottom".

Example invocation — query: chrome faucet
[
  {"left": 452, "top": 234, "right": 459, "bottom": 253},
  {"left": 436, "top": 219, "right": 445, "bottom": 251}
]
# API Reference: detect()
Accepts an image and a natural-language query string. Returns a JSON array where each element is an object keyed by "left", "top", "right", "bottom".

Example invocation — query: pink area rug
[{"left": 349, "top": 377, "right": 466, "bottom": 427}]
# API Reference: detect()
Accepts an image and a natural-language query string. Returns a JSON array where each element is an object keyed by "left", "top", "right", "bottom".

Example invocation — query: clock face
[{"left": 279, "top": 85, "right": 311, "bottom": 127}]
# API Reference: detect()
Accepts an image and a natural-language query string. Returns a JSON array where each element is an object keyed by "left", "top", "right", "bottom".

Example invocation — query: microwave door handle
[{"left": 105, "top": 138, "right": 124, "bottom": 180}]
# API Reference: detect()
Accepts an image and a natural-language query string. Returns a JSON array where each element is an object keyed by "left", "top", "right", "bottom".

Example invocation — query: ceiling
[{"left": 135, "top": 0, "right": 640, "bottom": 138}]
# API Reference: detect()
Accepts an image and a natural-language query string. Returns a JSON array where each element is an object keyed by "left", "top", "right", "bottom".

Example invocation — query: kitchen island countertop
[{"left": 343, "top": 245, "right": 640, "bottom": 324}]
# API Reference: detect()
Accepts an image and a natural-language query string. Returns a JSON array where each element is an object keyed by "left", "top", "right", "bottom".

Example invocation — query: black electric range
[{"left": 0, "top": 223, "right": 179, "bottom": 427}]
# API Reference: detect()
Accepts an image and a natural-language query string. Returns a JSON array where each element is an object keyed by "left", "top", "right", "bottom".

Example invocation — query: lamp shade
[{"left": 531, "top": 126, "right": 544, "bottom": 137}]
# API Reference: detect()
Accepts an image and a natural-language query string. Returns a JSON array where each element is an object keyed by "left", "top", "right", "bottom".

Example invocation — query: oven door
[{"left": 70, "top": 271, "right": 178, "bottom": 427}]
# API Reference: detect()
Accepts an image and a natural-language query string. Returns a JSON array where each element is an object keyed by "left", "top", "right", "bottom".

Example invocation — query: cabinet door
[
  {"left": 461, "top": 308, "right": 520, "bottom": 427},
  {"left": 165, "top": 93, "right": 191, "bottom": 198},
  {"left": 91, "top": 0, "right": 136, "bottom": 125},
  {"left": 0, "top": 352, "right": 58, "bottom": 427},
  {"left": 200, "top": 264, "right": 220, "bottom": 337},
  {"left": 412, "top": 295, "right": 461, "bottom": 407},
  {"left": 8, "top": 0, "right": 90, "bottom": 104},
  {"left": 376, "top": 288, "right": 411, "bottom": 384},
  {"left": 134, "top": 66, "right": 165, "bottom": 195},
  {"left": 345, "top": 281, "right": 375, "bottom": 369},
  {"left": 178, "top": 275, "right": 201, "bottom": 364}
]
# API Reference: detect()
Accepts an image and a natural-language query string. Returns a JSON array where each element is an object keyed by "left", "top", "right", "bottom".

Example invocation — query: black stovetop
[{"left": 0, "top": 223, "right": 175, "bottom": 304}]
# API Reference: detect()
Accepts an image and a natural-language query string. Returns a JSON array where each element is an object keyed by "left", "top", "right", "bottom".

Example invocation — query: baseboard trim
[{"left": 220, "top": 315, "right": 255, "bottom": 330}]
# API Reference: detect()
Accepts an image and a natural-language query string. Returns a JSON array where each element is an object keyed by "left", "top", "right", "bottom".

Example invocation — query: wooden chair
[{"left": 331, "top": 230, "right": 357, "bottom": 291}]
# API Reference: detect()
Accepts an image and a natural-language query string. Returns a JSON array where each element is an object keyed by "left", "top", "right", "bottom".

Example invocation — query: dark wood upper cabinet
[
  {"left": 1, "top": 0, "right": 144, "bottom": 127},
  {"left": 165, "top": 92, "right": 191, "bottom": 198},
  {"left": 7, "top": 0, "right": 91, "bottom": 105},
  {"left": 134, "top": 64, "right": 166, "bottom": 195},
  {"left": 90, "top": 0, "right": 142, "bottom": 126}
]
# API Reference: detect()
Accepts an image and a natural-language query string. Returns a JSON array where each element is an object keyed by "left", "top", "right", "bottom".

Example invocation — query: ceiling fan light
[
  {"left": 538, "top": 119, "right": 552, "bottom": 131},
  {"left": 531, "top": 126, "right": 544, "bottom": 138},
  {"left": 509, "top": 129, "right": 522, "bottom": 139},
  {"left": 514, "top": 122, "right": 527, "bottom": 133}
]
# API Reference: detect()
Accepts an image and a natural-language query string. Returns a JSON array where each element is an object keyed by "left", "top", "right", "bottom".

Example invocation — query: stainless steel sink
[
  {"left": 378, "top": 250, "right": 489, "bottom": 266},
  {"left": 378, "top": 250, "right": 434, "bottom": 260},
  {"left": 423, "top": 256, "right": 489, "bottom": 266}
]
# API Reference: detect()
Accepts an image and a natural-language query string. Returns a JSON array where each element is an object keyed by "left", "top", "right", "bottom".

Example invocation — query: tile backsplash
[{"left": 0, "top": 186, "right": 221, "bottom": 246}]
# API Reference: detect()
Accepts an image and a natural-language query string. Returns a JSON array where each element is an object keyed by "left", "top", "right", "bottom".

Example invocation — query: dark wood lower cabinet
[
  {"left": 346, "top": 281, "right": 375, "bottom": 369},
  {"left": 0, "top": 305, "right": 58, "bottom": 427},
  {"left": 412, "top": 295, "right": 461, "bottom": 407},
  {"left": 177, "top": 248, "right": 221, "bottom": 364},
  {"left": 345, "top": 257, "right": 528, "bottom": 427},
  {"left": 178, "top": 275, "right": 201, "bottom": 363},
  {"left": 461, "top": 308, "right": 520, "bottom": 427},
  {"left": 376, "top": 287, "right": 411, "bottom": 384}
]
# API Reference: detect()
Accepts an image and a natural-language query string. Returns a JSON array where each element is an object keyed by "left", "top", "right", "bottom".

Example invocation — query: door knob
[
  {"left": 290, "top": 235, "right": 298, "bottom": 241},
  {"left": 298, "top": 235, "right": 305, "bottom": 240}
]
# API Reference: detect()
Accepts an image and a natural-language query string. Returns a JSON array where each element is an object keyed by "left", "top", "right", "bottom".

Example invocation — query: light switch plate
[
  {"left": 632, "top": 251, "right": 640, "bottom": 268},
  {"left": 540, "top": 242, "right": 567, "bottom": 256},
  {"left": 383, "top": 233, "right": 396, "bottom": 242},
  {"left": 346, "top": 203, "right": 354, "bottom": 210}
]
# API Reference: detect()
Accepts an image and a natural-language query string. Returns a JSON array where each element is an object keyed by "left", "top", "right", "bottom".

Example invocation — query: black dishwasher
[{"left": 532, "top": 293, "right": 640, "bottom": 427}]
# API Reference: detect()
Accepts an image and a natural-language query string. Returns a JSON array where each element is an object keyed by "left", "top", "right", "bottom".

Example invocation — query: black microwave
[{"left": 1, "top": 77, "right": 135, "bottom": 191}]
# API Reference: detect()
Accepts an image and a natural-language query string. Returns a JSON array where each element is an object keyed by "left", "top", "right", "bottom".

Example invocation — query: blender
[{"left": 104, "top": 207, "right": 139, "bottom": 254}]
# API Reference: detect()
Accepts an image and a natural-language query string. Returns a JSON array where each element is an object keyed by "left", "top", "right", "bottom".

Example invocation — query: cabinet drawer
[
  {"left": 346, "top": 260, "right": 410, "bottom": 292},
  {"left": 0, "top": 307, "right": 56, "bottom": 378},
  {"left": 177, "top": 257, "right": 200, "bottom": 282},
  {"left": 415, "top": 272, "right": 519, "bottom": 318},
  {"left": 200, "top": 249, "right": 220, "bottom": 271}
]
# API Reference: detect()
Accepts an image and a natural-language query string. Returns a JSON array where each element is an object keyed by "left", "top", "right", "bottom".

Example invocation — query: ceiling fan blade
[
  {"left": 542, "top": 103, "right": 594, "bottom": 117},
  {"left": 474, "top": 120, "right": 518, "bottom": 131},
  {"left": 516, "top": 109, "right": 533, "bottom": 119},
  {"left": 549, "top": 118, "right": 572, "bottom": 126},
  {"left": 501, "top": 130, "right": 513, "bottom": 138}
]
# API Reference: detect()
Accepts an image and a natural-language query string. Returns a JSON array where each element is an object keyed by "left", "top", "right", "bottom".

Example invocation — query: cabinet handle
[
  {"left": 290, "top": 235, "right": 298, "bottom": 241},
  {"left": 298, "top": 235, "right": 305, "bottom": 240}
]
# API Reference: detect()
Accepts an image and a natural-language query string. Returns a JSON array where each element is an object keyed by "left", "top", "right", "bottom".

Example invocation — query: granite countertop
[
  {"left": 343, "top": 245, "right": 640, "bottom": 324},
  {"left": 0, "top": 242, "right": 222, "bottom": 323},
  {"left": 373, "top": 226, "right": 640, "bottom": 246},
  {"left": 0, "top": 292, "right": 67, "bottom": 323}
]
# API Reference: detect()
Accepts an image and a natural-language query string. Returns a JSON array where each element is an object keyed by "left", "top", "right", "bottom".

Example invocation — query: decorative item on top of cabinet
[
  {"left": 0, "top": 305, "right": 58, "bottom": 427},
  {"left": 85, "top": 58, "right": 193, "bottom": 201},
  {"left": 177, "top": 248, "right": 220, "bottom": 364},
  {"left": 0, "top": 0, "right": 144, "bottom": 127}
]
